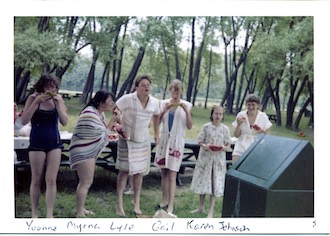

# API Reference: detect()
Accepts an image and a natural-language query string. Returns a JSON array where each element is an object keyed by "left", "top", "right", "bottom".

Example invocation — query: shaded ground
[{"left": 14, "top": 166, "right": 222, "bottom": 218}]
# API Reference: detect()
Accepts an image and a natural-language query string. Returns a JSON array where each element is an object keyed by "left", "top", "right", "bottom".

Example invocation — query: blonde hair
[{"left": 169, "top": 79, "right": 183, "bottom": 91}]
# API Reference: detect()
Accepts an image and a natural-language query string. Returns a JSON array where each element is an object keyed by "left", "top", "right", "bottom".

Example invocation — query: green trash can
[{"left": 222, "top": 134, "right": 314, "bottom": 217}]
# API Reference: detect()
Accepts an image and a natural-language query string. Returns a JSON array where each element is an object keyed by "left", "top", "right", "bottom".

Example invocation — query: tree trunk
[
  {"left": 186, "top": 17, "right": 195, "bottom": 102},
  {"left": 15, "top": 68, "right": 31, "bottom": 104},
  {"left": 235, "top": 56, "right": 248, "bottom": 110},
  {"left": 221, "top": 17, "right": 258, "bottom": 115},
  {"left": 192, "top": 41, "right": 205, "bottom": 106},
  {"left": 307, "top": 81, "right": 314, "bottom": 127},
  {"left": 54, "top": 17, "right": 88, "bottom": 81},
  {"left": 112, "top": 19, "right": 128, "bottom": 97},
  {"left": 38, "top": 17, "right": 50, "bottom": 32},
  {"left": 14, "top": 66, "right": 24, "bottom": 103},
  {"left": 161, "top": 33, "right": 171, "bottom": 100},
  {"left": 117, "top": 46, "right": 146, "bottom": 98},
  {"left": 266, "top": 74, "right": 282, "bottom": 126},
  {"left": 109, "top": 24, "right": 121, "bottom": 92},
  {"left": 80, "top": 49, "right": 99, "bottom": 104},
  {"left": 286, "top": 72, "right": 308, "bottom": 129},
  {"left": 238, "top": 63, "right": 257, "bottom": 112},
  {"left": 204, "top": 48, "right": 213, "bottom": 109},
  {"left": 101, "top": 61, "right": 111, "bottom": 91},
  {"left": 192, "top": 17, "right": 210, "bottom": 106},
  {"left": 293, "top": 97, "right": 311, "bottom": 131},
  {"left": 170, "top": 18, "right": 182, "bottom": 82}
]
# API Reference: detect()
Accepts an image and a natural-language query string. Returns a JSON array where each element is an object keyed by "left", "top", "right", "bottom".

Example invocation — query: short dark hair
[
  {"left": 85, "top": 90, "right": 115, "bottom": 111},
  {"left": 134, "top": 75, "right": 152, "bottom": 87},
  {"left": 245, "top": 94, "right": 261, "bottom": 104}
]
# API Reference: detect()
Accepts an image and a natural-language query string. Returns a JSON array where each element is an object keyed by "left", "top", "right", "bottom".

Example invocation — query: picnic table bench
[
  {"left": 267, "top": 113, "right": 277, "bottom": 122},
  {"left": 80, "top": 138, "right": 233, "bottom": 185},
  {"left": 14, "top": 134, "right": 234, "bottom": 186},
  {"left": 73, "top": 93, "right": 82, "bottom": 98},
  {"left": 59, "top": 92, "right": 71, "bottom": 99}
]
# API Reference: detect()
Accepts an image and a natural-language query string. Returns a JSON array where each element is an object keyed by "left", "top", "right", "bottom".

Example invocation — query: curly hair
[{"left": 33, "top": 74, "right": 60, "bottom": 93}]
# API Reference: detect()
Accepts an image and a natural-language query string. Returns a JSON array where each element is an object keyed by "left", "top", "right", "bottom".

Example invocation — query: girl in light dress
[{"left": 190, "top": 105, "right": 232, "bottom": 218}]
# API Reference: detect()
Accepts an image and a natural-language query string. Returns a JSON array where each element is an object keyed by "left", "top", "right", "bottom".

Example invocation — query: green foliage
[
  {"left": 14, "top": 25, "right": 74, "bottom": 73},
  {"left": 15, "top": 16, "right": 313, "bottom": 125},
  {"left": 61, "top": 56, "right": 105, "bottom": 92}
]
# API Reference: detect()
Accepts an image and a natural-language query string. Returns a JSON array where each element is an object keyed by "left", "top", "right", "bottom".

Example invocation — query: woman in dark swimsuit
[{"left": 21, "top": 74, "right": 68, "bottom": 218}]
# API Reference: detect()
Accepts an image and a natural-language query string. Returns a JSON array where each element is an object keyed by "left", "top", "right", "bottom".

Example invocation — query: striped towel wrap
[
  {"left": 69, "top": 106, "right": 109, "bottom": 169},
  {"left": 116, "top": 137, "right": 151, "bottom": 176}
]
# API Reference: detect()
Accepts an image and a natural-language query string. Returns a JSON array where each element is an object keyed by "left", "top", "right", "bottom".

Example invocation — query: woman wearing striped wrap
[{"left": 69, "top": 91, "right": 120, "bottom": 217}]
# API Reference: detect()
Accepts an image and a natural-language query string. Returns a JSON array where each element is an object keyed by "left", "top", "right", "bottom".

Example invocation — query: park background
[{"left": 0, "top": 0, "right": 325, "bottom": 234}]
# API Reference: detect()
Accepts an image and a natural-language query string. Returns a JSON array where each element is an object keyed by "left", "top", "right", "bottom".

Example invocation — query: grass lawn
[{"left": 15, "top": 96, "right": 314, "bottom": 218}]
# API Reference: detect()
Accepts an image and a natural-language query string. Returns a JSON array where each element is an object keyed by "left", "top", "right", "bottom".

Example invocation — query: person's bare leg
[
  {"left": 132, "top": 173, "right": 143, "bottom": 214},
  {"left": 116, "top": 170, "right": 128, "bottom": 216},
  {"left": 190, "top": 194, "right": 206, "bottom": 213},
  {"left": 29, "top": 151, "right": 46, "bottom": 218},
  {"left": 160, "top": 169, "right": 169, "bottom": 207},
  {"left": 207, "top": 194, "right": 216, "bottom": 218},
  {"left": 207, "top": 168, "right": 215, "bottom": 218},
  {"left": 75, "top": 158, "right": 96, "bottom": 217},
  {"left": 128, "top": 176, "right": 133, "bottom": 191},
  {"left": 44, "top": 149, "right": 61, "bottom": 218},
  {"left": 166, "top": 170, "right": 177, "bottom": 213}
]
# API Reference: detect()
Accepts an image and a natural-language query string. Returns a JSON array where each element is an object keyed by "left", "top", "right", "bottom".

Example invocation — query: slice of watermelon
[
  {"left": 108, "top": 134, "right": 118, "bottom": 141},
  {"left": 252, "top": 124, "right": 261, "bottom": 131},
  {"left": 209, "top": 144, "right": 223, "bottom": 151}
]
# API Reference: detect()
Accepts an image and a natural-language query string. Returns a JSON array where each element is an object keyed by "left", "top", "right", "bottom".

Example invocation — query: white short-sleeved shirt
[
  {"left": 232, "top": 110, "right": 272, "bottom": 156},
  {"left": 116, "top": 92, "right": 160, "bottom": 143}
]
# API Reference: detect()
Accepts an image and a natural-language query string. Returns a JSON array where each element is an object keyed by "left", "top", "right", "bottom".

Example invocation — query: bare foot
[
  {"left": 133, "top": 208, "right": 142, "bottom": 215},
  {"left": 167, "top": 206, "right": 174, "bottom": 214},
  {"left": 31, "top": 211, "right": 39, "bottom": 218},
  {"left": 84, "top": 209, "right": 95, "bottom": 215},
  {"left": 116, "top": 206, "right": 126, "bottom": 217},
  {"left": 131, "top": 201, "right": 142, "bottom": 215},
  {"left": 190, "top": 208, "right": 205, "bottom": 214},
  {"left": 159, "top": 202, "right": 168, "bottom": 208},
  {"left": 76, "top": 213, "right": 86, "bottom": 218},
  {"left": 207, "top": 213, "right": 214, "bottom": 218}
]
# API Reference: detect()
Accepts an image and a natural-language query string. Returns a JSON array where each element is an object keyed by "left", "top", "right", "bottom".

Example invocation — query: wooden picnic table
[
  {"left": 14, "top": 133, "right": 234, "bottom": 185},
  {"left": 59, "top": 92, "right": 71, "bottom": 99},
  {"left": 267, "top": 113, "right": 277, "bottom": 122},
  {"left": 73, "top": 93, "right": 82, "bottom": 98}
]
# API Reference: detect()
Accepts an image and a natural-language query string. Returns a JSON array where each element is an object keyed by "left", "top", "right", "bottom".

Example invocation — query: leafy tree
[
  {"left": 14, "top": 16, "right": 313, "bottom": 131},
  {"left": 219, "top": 17, "right": 259, "bottom": 114},
  {"left": 14, "top": 16, "right": 89, "bottom": 103},
  {"left": 251, "top": 17, "right": 313, "bottom": 129}
]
